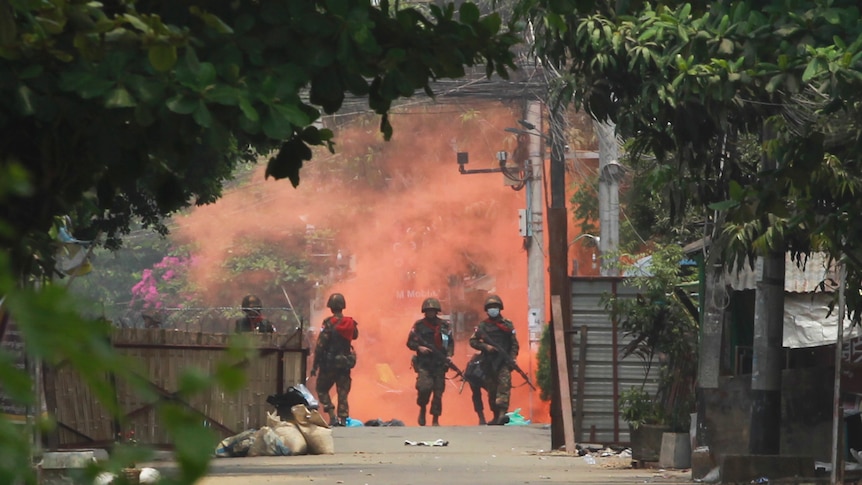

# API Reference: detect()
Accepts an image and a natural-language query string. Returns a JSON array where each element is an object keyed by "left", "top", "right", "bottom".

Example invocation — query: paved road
[{"left": 149, "top": 424, "right": 696, "bottom": 485}]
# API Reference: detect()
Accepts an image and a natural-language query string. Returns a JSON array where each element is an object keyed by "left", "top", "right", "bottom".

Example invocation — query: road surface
[{"left": 147, "top": 424, "right": 696, "bottom": 485}]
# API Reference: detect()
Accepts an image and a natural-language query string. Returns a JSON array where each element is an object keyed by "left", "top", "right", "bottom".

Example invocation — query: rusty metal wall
[
  {"left": 46, "top": 328, "right": 309, "bottom": 448},
  {"left": 569, "top": 276, "right": 660, "bottom": 445}
]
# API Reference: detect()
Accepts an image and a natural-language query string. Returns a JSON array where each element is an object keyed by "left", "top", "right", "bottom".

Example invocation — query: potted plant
[
  {"left": 619, "top": 386, "right": 669, "bottom": 462},
  {"left": 606, "top": 244, "right": 699, "bottom": 464}
]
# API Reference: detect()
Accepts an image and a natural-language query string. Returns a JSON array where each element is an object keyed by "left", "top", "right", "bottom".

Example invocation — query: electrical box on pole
[{"left": 518, "top": 209, "right": 528, "bottom": 236}]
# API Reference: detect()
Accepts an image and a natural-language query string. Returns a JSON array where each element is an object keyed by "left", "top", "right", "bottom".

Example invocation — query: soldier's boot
[
  {"left": 418, "top": 405, "right": 427, "bottom": 426},
  {"left": 431, "top": 415, "right": 440, "bottom": 427},
  {"left": 328, "top": 411, "right": 338, "bottom": 427},
  {"left": 493, "top": 406, "right": 509, "bottom": 425},
  {"left": 477, "top": 413, "right": 486, "bottom": 425}
]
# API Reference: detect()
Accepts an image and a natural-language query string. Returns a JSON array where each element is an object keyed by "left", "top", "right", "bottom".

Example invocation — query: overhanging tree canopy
[
  {"left": 1, "top": 0, "right": 519, "bottom": 280},
  {"left": 518, "top": 0, "right": 862, "bottom": 319}
]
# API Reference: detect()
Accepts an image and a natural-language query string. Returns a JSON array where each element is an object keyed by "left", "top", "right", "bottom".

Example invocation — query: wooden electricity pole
[{"left": 547, "top": 97, "right": 573, "bottom": 450}]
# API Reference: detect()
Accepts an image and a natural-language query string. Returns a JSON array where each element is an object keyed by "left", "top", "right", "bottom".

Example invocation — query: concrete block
[
  {"left": 38, "top": 449, "right": 109, "bottom": 485},
  {"left": 720, "top": 454, "right": 815, "bottom": 483},
  {"left": 691, "top": 446, "right": 717, "bottom": 479},
  {"left": 659, "top": 432, "right": 692, "bottom": 469}
]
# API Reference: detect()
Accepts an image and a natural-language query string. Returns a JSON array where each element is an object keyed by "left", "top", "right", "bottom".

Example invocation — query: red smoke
[{"left": 175, "top": 103, "right": 551, "bottom": 426}]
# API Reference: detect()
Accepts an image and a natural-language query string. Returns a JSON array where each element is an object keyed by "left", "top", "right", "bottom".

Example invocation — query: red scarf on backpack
[{"left": 330, "top": 316, "right": 356, "bottom": 340}]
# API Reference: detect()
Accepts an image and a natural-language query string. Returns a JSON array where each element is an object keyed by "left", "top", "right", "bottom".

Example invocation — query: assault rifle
[
  {"left": 412, "top": 331, "right": 466, "bottom": 382},
  {"left": 478, "top": 326, "right": 536, "bottom": 390}
]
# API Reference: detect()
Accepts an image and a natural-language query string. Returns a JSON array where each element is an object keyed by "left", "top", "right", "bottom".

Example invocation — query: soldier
[
  {"left": 469, "top": 294, "right": 520, "bottom": 425},
  {"left": 234, "top": 294, "right": 276, "bottom": 333},
  {"left": 406, "top": 297, "right": 454, "bottom": 426},
  {"left": 310, "top": 293, "right": 358, "bottom": 426},
  {"left": 464, "top": 352, "right": 493, "bottom": 425}
]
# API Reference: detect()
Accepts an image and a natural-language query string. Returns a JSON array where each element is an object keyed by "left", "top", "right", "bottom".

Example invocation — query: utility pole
[
  {"left": 749, "top": 122, "right": 784, "bottom": 455},
  {"left": 525, "top": 100, "right": 545, "bottom": 353},
  {"left": 547, "top": 98, "right": 572, "bottom": 450},
  {"left": 594, "top": 120, "right": 622, "bottom": 276}
]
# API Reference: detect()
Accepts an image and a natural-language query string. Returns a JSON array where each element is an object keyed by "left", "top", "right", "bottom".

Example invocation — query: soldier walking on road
[
  {"left": 311, "top": 293, "right": 358, "bottom": 427},
  {"left": 469, "top": 294, "right": 520, "bottom": 425},
  {"left": 406, "top": 297, "right": 454, "bottom": 427}
]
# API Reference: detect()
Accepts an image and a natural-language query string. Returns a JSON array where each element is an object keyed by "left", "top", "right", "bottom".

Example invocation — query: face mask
[{"left": 487, "top": 308, "right": 500, "bottom": 318}]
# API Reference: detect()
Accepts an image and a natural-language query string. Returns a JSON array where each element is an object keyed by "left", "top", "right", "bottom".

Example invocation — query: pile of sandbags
[
  {"left": 290, "top": 404, "right": 334, "bottom": 455},
  {"left": 215, "top": 405, "right": 334, "bottom": 457}
]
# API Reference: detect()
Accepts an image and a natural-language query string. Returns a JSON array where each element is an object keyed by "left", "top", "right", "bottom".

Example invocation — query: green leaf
[
  {"left": 190, "top": 7, "right": 235, "bottom": 34},
  {"left": 273, "top": 103, "right": 311, "bottom": 127},
  {"left": 123, "top": 14, "right": 153, "bottom": 34},
  {"left": 192, "top": 101, "right": 212, "bottom": 127},
  {"left": 205, "top": 85, "right": 239, "bottom": 105},
  {"left": 262, "top": 106, "right": 294, "bottom": 139},
  {"left": 708, "top": 199, "right": 739, "bottom": 211},
  {"left": 214, "top": 362, "right": 246, "bottom": 392},
  {"left": 802, "top": 57, "right": 824, "bottom": 82},
  {"left": 166, "top": 95, "right": 199, "bottom": 115},
  {"left": 178, "top": 367, "right": 212, "bottom": 395},
  {"left": 104, "top": 87, "right": 136, "bottom": 108},
  {"left": 459, "top": 2, "right": 480, "bottom": 24},
  {"left": 239, "top": 97, "right": 259, "bottom": 122},
  {"left": 149, "top": 44, "right": 178, "bottom": 72},
  {"left": 194, "top": 62, "right": 217, "bottom": 87}
]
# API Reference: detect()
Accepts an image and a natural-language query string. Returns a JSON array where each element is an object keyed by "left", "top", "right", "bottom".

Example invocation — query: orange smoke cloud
[{"left": 174, "top": 103, "right": 550, "bottom": 426}]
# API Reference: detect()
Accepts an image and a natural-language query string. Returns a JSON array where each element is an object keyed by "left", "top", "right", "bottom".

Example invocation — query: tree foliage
[
  {"left": 0, "top": 2, "right": 521, "bottom": 482},
  {"left": 2, "top": 0, "right": 519, "bottom": 281},
  {"left": 603, "top": 244, "right": 699, "bottom": 432},
  {"left": 519, "top": 0, "right": 862, "bottom": 319}
]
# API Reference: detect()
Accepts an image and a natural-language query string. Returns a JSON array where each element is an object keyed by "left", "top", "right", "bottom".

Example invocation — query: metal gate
[{"left": 569, "top": 276, "right": 659, "bottom": 445}]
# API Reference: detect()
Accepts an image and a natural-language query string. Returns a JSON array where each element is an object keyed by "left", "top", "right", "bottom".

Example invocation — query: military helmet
[
  {"left": 421, "top": 297, "right": 442, "bottom": 312},
  {"left": 484, "top": 294, "right": 504, "bottom": 310},
  {"left": 326, "top": 292, "right": 346, "bottom": 310},
  {"left": 241, "top": 294, "right": 262, "bottom": 310}
]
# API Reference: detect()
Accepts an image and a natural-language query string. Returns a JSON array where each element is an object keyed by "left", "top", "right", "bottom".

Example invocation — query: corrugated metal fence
[{"left": 570, "top": 276, "right": 659, "bottom": 445}]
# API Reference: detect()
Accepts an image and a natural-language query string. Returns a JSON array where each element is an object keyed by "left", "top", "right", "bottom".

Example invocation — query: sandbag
[
  {"left": 272, "top": 422, "right": 308, "bottom": 455},
  {"left": 291, "top": 404, "right": 329, "bottom": 428},
  {"left": 215, "top": 429, "right": 256, "bottom": 457},
  {"left": 247, "top": 427, "right": 272, "bottom": 457},
  {"left": 266, "top": 410, "right": 283, "bottom": 428},
  {"left": 299, "top": 424, "right": 334, "bottom": 455},
  {"left": 247, "top": 427, "right": 292, "bottom": 456},
  {"left": 292, "top": 404, "right": 334, "bottom": 455},
  {"left": 261, "top": 427, "right": 292, "bottom": 456}
]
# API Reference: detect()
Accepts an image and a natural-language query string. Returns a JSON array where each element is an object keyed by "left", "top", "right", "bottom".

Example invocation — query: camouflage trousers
[
  {"left": 315, "top": 368, "right": 352, "bottom": 419},
  {"left": 414, "top": 366, "right": 446, "bottom": 416},
  {"left": 480, "top": 365, "right": 512, "bottom": 411},
  {"left": 469, "top": 380, "right": 496, "bottom": 415}
]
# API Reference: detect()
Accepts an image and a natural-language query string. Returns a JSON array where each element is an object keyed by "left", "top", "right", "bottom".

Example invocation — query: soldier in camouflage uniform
[
  {"left": 469, "top": 294, "right": 520, "bottom": 425},
  {"left": 234, "top": 294, "right": 276, "bottom": 333},
  {"left": 311, "top": 293, "right": 358, "bottom": 426},
  {"left": 406, "top": 297, "right": 454, "bottom": 426}
]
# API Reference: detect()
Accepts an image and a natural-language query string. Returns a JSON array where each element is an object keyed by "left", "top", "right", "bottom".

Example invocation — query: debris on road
[{"left": 404, "top": 439, "right": 449, "bottom": 446}]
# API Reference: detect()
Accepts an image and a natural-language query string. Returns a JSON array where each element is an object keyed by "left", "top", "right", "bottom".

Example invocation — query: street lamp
[
  {"left": 569, "top": 233, "right": 600, "bottom": 246},
  {"left": 570, "top": 234, "right": 600, "bottom": 275},
  {"left": 455, "top": 149, "right": 528, "bottom": 188}
]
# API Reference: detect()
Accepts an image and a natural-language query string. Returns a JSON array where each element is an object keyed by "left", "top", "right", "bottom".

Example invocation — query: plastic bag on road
[{"left": 503, "top": 408, "right": 530, "bottom": 426}]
